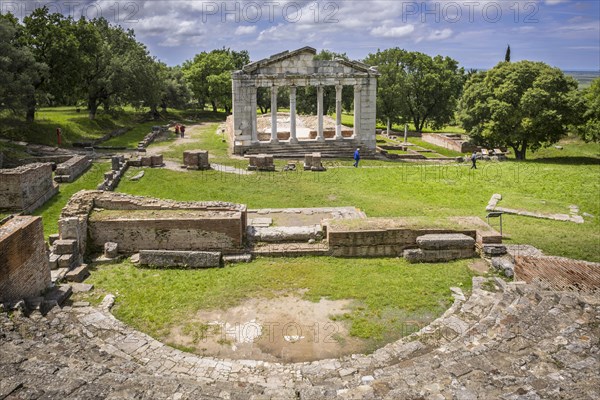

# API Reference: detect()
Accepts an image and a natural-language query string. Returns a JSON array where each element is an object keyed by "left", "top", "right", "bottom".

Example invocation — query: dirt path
[{"left": 165, "top": 294, "right": 366, "bottom": 363}]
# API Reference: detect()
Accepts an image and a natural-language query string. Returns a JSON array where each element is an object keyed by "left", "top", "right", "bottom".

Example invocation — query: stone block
[
  {"left": 49, "top": 253, "right": 60, "bottom": 270},
  {"left": 184, "top": 150, "right": 210, "bottom": 170},
  {"left": 104, "top": 242, "right": 119, "bottom": 258},
  {"left": 482, "top": 244, "right": 507, "bottom": 256},
  {"left": 48, "top": 234, "right": 60, "bottom": 245},
  {"left": 139, "top": 250, "right": 222, "bottom": 268},
  {"left": 151, "top": 154, "right": 163, "bottom": 167},
  {"left": 66, "top": 264, "right": 90, "bottom": 283},
  {"left": 53, "top": 239, "right": 78, "bottom": 255},
  {"left": 58, "top": 254, "right": 75, "bottom": 268},
  {"left": 404, "top": 248, "right": 476, "bottom": 263},
  {"left": 141, "top": 156, "right": 152, "bottom": 167},
  {"left": 416, "top": 234, "right": 475, "bottom": 250}
]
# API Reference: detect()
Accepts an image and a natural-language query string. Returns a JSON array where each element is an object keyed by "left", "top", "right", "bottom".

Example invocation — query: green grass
[
  {"left": 406, "top": 138, "right": 465, "bottom": 157},
  {"left": 82, "top": 257, "right": 476, "bottom": 350},
  {"left": 34, "top": 162, "right": 111, "bottom": 239},
  {"left": 117, "top": 149, "right": 600, "bottom": 261}
]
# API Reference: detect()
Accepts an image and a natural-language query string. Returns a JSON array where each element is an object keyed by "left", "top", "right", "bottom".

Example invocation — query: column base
[
  {"left": 289, "top": 137, "right": 298, "bottom": 144},
  {"left": 270, "top": 138, "right": 279, "bottom": 144},
  {"left": 316, "top": 136, "right": 325, "bottom": 142}
]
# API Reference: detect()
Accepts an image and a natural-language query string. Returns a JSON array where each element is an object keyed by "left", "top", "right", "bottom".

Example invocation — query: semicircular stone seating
[{"left": 0, "top": 277, "right": 598, "bottom": 399}]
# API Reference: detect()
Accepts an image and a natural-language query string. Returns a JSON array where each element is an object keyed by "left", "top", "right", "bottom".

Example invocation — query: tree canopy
[
  {"left": 574, "top": 78, "right": 600, "bottom": 143},
  {"left": 458, "top": 61, "right": 579, "bottom": 160},
  {"left": 182, "top": 48, "right": 249, "bottom": 113},
  {"left": 365, "top": 48, "right": 464, "bottom": 133}
]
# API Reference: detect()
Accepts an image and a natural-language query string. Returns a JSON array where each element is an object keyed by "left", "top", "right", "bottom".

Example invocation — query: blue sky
[{"left": 6, "top": 0, "right": 599, "bottom": 69}]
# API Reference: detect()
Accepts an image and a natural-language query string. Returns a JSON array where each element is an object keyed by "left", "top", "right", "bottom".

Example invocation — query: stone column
[
  {"left": 353, "top": 85, "right": 362, "bottom": 138},
  {"left": 335, "top": 84, "right": 343, "bottom": 140},
  {"left": 270, "top": 86, "right": 278, "bottom": 144},
  {"left": 316, "top": 85, "right": 325, "bottom": 142},
  {"left": 289, "top": 86, "right": 298, "bottom": 143},
  {"left": 251, "top": 86, "right": 258, "bottom": 143}
]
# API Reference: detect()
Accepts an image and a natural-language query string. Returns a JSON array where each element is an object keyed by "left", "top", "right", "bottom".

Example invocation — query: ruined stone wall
[
  {"left": 421, "top": 133, "right": 476, "bottom": 153},
  {"left": 0, "top": 216, "right": 50, "bottom": 302},
  {"left": 88, "top": 211, "right": 245, "bottom": 254},
  {"left": 0, "top": 163, "right": 58, "bottom": 212},
  {"left": 54, "top": 155, "right": 92, "bottom": 183},
  {"left": 328, "top": 228, "right": 476, "bottom": 257},
  {"left": 59, "top": 191, "right": 247, "bottom": 256}
]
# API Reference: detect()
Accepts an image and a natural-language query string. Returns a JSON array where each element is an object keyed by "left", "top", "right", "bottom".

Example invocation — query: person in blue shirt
[{"left": 353, "top": 148, "right": 360, "bottom": 167}]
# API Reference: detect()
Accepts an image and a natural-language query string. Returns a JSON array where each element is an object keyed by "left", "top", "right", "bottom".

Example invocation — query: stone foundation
[
  {"left": 421, "top": 133, "right": 477, "bottom": 153},
  {"left": 139, "top": 250, "right": 222, "bottom": 268},
  {"left": 59, "top": 191, "right": 247, "bottom": 257},
  {"left": 247, "top": 154, "right": 275, "bottom": 171},
  {"left": 303, "top": 153, "right": 326, "bottom": 171},
  {"left": 326, "top": 217, "right": 500, "bottom": 257},
  {"left": 183, "top": 150, "right": 210, "bottom": 170},
  {"left": 0, "top": 216, "right": 50, "bottom": 302},
  {"left": 0, "top": 163, "right": 58, "bottom": 212},
  {"left": 54, "top": 155, "right": 92, "bottom": 183}
]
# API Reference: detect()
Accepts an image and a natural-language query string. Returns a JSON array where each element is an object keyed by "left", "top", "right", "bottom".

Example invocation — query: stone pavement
[{"left": 1, "top": 278, "right": 598, "bottom": 399}]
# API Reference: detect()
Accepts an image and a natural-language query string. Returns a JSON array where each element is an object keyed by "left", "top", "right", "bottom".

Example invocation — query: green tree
[
  {"left": 505, "top": 45, "right": 511, "bottom": 62},
  {"left": 365, "top": 48, "right": 464, "bottom": 133},
  {"left": 0, "top": 14, "right": 45, "bottom": 118},
  {"left": 459, "top": 61, "right": 578, "bottom": 160},
  {"left": 183, "top": 48, "right": 249, "bottom": 112},
  {"left": 159, "top": 65, "right": 192, "bottom": 112},
  {"left": 22, "top": 7, "right": 79, "bottom": 120},
  {"left": 575, "top": 77, "right": 600, "bottom": 143}
]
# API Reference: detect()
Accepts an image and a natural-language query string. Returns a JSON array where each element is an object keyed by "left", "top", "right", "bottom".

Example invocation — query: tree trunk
[
  {"left": 224, "top": 106, "right": 231, "bottom": 114},
  {"left": 26, "top": 102, "right": 36, "bottom": 122},
  {"left": 512, "top": 141, "right": 528, "bottom": 161},
  {"left": 211, "top": 100, "right": 217, "bottom": 112},
  {"left": 150, "top": 106, "right": 160, "bottom": 119},
  {"left": 161, "top": 100, "right": 167, "bottom": 113},
  {"left": 386, "top": 118, "right": 391, "bottom": 135},
  {"left": 88, "top": 98, "right": 99, "bottom": 120}
]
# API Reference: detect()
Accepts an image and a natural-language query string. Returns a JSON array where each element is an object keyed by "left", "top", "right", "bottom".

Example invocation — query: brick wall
[
  {"left": 0, "top": 216, "right": 50, "bottom": 302},
  {"left": 0, "top": 163, "right": 58, "bottom": 212}
]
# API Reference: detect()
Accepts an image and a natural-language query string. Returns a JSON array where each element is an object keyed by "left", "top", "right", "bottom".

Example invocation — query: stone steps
[{"left": 243, "top": 140, "right": 374, "bottom": 158}]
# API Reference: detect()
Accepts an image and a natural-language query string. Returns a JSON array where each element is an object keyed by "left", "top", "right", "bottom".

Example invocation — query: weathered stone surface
[
  {"left": 0, "top": 163, "right": 58, "bottom": 212},
  {"left": 404, "top": 248, "right": 475, "bottom": 263},
  {"left": 65, "top": 264, "right": 90, "bottom": 282},
  {"left": 54, "top": 155, "right": 91, "bottom": 183},
  {"left": 492, "top": 256, "right": 515, "bottom": 278},
  {"left": 248, "top": 225, "right": 323, "bottom": 243},
  {"left": 104, "top": 242, "right": 119, "bottom": 258},
  {"left": 247, "top": 154, "right": 275, "bottom": 171},
  {"left": 0, "top": 216, "right": 50, "bottom": 302},
  {"left": 139, "top": 250, "right": 221, "bottom": 268},
  {"left": 53, "top": 239, "right": 78, "bottom": 255},
  {"left": 183, "top": 150, "right": 210, "bottom": 170},
  {"left": 482, "top": 244, "right": 507, "bottom": 256},
  {"left": 1, "top": 278, "right": 598, "bottom": 399},
  {"left": 416, "top": 234, "right": 475, "bottom": 250}
]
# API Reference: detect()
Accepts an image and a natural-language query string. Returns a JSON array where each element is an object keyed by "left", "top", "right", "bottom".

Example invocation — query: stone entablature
[{"left": 232, "top": 47, "right": 379, "bottom": 156}]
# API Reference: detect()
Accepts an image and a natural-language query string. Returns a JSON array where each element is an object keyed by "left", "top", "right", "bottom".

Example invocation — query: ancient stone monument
[
  {"left": 183, "top": 150, "right": 210, "bottom": 170},
  {"left": 0, "top": 163, "right": 58, "bottom": 213},
  {"left": 231, "top": 47, "right": 379, "bottom": 157},
  {"left": 0, "top": 216, "right": 50, "bottom": 302}
]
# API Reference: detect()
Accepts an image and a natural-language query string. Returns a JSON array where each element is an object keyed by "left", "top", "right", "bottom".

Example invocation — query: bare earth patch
[{"left": 166, "top": 294, "right": 367, "bottom": 362}]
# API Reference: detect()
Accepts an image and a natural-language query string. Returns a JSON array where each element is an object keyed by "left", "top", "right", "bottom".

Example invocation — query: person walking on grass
[
  {"left": 175, "top": 124, "right": 180, "bottom": 136},
  {"left": 471, "top": 151, "right": 478, "bottom": 169},
  {"left": 180, "top": 125, "right": 186, "bottom": 138},
  {"left": 353, "top": 148, "right": 361, "bottom": 168}
]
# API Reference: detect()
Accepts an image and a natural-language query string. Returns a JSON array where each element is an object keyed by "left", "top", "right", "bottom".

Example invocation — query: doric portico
[{"left": 231, "top": 47, "right": 379, "bottom": 157}]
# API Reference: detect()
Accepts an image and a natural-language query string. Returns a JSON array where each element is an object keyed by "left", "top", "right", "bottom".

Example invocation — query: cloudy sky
[{"left": 8, "top": 0, "right": 600, "bottom": 69}]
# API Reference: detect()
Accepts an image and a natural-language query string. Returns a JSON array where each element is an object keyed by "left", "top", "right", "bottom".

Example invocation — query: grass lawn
[
  {"left": 117, "top": 128, "right": 600, "bottom": 261},
  {"left": 82, "top": 257, "right": 476, "bottom": 352},
  {"left": 34, "top": 162, "right": 111, "bottom": 239}
]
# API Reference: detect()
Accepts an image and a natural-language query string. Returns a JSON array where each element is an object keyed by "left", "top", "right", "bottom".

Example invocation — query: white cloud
[
  {"left": 371, "top": 24, "right": 415, "bottom": 38},
  {"left": 235, "top": 26, "right": 257, "bottom": 35},
  {"left": 427, "top": 29, "right": 453, "bottom": 41}
]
